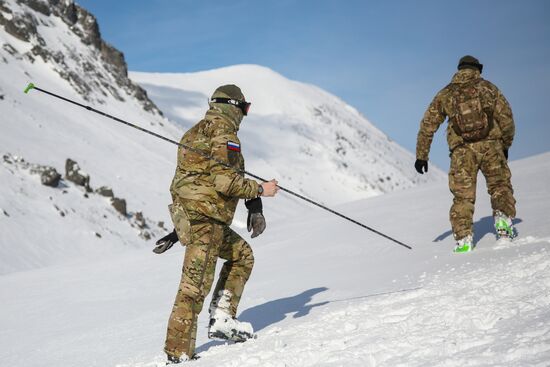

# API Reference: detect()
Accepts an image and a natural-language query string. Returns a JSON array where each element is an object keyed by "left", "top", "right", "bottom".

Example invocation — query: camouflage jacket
[
  {"left": 416, "top": 69, "right": 515, "bottom": 161},
  {"left": 170, "top": 105, "right": 260, "bottom": 224}
]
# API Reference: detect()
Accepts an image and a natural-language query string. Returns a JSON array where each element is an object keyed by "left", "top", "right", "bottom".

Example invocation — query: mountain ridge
[
  {"left": 2, "top": 0, "right": 441, "bottom": 274},
  {"left": 0, "top": 0, "right": 160, "bottom": 112},
  {"left": 132, "top": 64, "right": 445, "bottom": 205}
]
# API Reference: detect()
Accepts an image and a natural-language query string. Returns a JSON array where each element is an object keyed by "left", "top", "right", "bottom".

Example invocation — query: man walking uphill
[
  {"left": 415, "top": 55, "right": 517, "bottom": 253},
  {"left": 165, "top": 84, "right": 279, "bottom": 364}
]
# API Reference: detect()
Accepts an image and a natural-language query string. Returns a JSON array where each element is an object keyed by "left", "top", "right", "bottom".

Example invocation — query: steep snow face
[{"left": 132, "top": 65, "right": 445, "bottom": 205}]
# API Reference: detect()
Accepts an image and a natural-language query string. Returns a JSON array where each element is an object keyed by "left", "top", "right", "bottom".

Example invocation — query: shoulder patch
[{"left": 227, "top": 141, "right": 241, "bottom": 152}]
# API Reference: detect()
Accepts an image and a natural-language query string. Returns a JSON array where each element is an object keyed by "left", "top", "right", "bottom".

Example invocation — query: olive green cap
[{"left": 211, "top": 84, "right": 245, "bottom": 102}]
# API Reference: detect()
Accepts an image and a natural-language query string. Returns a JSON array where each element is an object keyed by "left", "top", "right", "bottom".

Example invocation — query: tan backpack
[{"left": 448, "top": 79, "right": 493, "bottom": 142}]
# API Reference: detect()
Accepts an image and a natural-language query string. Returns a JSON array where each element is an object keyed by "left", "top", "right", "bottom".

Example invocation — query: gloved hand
[
  {"left": 245, "top": 197, "right": 266, "bottom": 238},
  {"left": 153, "top": 229, "right": 178, "bottom": 254},
  {"left": 503, "top": 148, "right": 509, "bottom": 160},
  {"left": 415, "top": 159, "right": 428, "bottom": 174}
]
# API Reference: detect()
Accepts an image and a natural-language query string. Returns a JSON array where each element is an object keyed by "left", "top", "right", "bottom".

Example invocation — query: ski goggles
[{"left": 210, "top": 97, "right": 251, "bottom": 116}]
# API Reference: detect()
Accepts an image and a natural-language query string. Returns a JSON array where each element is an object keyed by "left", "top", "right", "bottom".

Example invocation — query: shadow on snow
[
  {"left": 239, "top": 287, "right": 330, "bottom": 332},
  {"left": 196, "top": 287, "right": 329, "bottom": 354}
]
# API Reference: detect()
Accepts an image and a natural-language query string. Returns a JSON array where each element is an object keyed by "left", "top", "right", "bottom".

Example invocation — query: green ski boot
[
  {"left": 454, "top": 235, "right": 474, "bottom": 253},
  {"left": 495, "top": 211, "right": 515, "bottom": 240}
]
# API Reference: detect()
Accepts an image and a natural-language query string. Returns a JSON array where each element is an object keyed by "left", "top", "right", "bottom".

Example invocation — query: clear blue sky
[{"left": 78, "top": 0, "right": 550, "bottom": 169}]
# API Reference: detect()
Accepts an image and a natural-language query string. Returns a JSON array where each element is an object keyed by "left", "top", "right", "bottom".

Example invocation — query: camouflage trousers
[
  {"left": 449, "top": 140, "right": 516, "bottom": 240},
  {"left": 164, "top": 205, "right": 254, "bottom": 359}
]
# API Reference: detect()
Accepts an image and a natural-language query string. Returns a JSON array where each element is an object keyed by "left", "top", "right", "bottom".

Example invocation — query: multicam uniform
[
  {"left": 416, "top": 68, "right": 516, "bottom": 240},
  {"left": 165, "top": 96, "right": 260, "bottom": 359}
]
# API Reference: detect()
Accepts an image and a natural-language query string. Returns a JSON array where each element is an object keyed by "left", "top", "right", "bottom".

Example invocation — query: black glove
[
  {"left": 415, "top": 159, "right": 428, "bottom": 174},
  {"left": 503, "top": 148, "right": 509, "bottom": 160},
  {"left": 245, "top": 197, "right": 266, "bottom": 238},
  {"left": 153, "top": 229, "right": 178, "bottom": 254}
]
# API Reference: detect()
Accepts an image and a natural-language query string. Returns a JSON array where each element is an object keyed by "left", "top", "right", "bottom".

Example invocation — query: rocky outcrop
[
  {"left": 139, "top": 230, "right": 151, "bottom": 241},
  {"left": 40, "top": 167, "right": 61, "bottom": 187},
  {"left": 110, "top": 197, "right": 127, "bottom": 216},
  {"left": 65, "top": 158, "right": 91, "bottom": 192},
  {"left": 134, "top": 211, "right": 146, "bottom": 229},
  {"left": 0, "top": 0, "right": 162, "bottom": 115},
  {"left": 2, "top": 152, "right": 161, "bottom": 242},
  {"left": 96, "top": 186, "right": 114, "bottom": 197},
  {"left": 24, "top": 0, "right": 51, "bottom": 16},
  {"left": 71, "top": 6, "right": 101, "bottom": 49},
  {"left": 4, "top": 13, "right": 36, "bottom": 42},
  {"left": 5, "top": 153, "right": 61, "bottom": 188},
  {"left": 101, "top": 42, "right": 127, "bottom": 77}
]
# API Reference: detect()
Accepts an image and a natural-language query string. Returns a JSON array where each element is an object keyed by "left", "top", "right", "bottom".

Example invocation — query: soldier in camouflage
[
  {"left": 415, "top": 55, "right": 517, "bottom": 253},
  {"left": 165, "top": 85, "right": 279, "bottom": 363}
]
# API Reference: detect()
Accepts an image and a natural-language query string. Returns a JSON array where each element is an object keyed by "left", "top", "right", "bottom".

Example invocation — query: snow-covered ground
[
  {"left": 0, "top": 153, "right": 166, "bottom": 274},
  {"left": 1, "top": 153, "right": 548, "bottom": 367},
  {"left": 1, "top": 2, "right": 548, "bottom": 366}
]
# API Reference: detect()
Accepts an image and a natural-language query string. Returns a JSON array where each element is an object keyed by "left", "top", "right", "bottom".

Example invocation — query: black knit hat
[{"left": 458, "top": 55, "right": 483, "bottom": 73}]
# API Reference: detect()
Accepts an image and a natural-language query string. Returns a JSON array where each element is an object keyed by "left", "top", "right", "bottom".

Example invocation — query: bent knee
[{"left": 237, "top": 241, "right": 255, "bottom": 269}]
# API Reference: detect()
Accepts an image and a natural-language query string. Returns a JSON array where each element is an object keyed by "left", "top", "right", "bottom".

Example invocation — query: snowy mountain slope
[
  {"left": 0, "top": 0, "right": 188, "bottom": 274},
  {"left": 131, "top": 65, "right": 445, "bottom": 206},
  {"left": 2, "top": 3, "right": 546, "bottom": 364},
  {"left": 0, "top": 0, "right": 180, "bottom": 220},
  {"left": 1, "top": 0, "right": 443, "bottom": 275},
  {"left": 1, "top": 153, "right": 548, "bottom": 367},
  {"left": 0, "top": 153, "right": 166, "bottom": 275}
]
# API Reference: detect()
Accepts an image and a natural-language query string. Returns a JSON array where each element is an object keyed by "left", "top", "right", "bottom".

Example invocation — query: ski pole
[{"left": 24, "top": 83, "right": 412, "bottom": 250}]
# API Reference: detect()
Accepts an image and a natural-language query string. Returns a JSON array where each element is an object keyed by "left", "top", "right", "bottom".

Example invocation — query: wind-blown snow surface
[{"left": 1, "top": 153, "right": 549, "bottom": 367}]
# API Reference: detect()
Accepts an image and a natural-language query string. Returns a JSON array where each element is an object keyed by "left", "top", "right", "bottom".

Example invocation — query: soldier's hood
[
  {"left": 451, "top": 68, "right": 481, "bottom": 84},
  {"left": 206, "top": 103, "right": 244, "bottom": 130}
]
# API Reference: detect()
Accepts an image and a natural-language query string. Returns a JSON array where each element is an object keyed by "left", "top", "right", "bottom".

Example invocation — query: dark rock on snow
[
  {"left": 110, "top": 197, "right": 127, "bottom": 216},
  {"left": 134, "top": 211, "right": 146, "bottom": 229},
  {"left": 96, "top": 186, "right": 114, "bottom": 198},
  {"left": 40, "top": 167, "right": 61, "bottom": 187},
  {"left": 65, "top": 158, "right": 92, "bottom": 192}
]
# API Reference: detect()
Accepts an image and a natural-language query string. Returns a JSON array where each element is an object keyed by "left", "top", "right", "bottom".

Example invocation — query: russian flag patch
[{"left": 227, "top": 141, "right": 241, "bottom": 152}]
